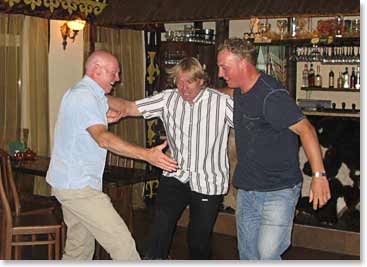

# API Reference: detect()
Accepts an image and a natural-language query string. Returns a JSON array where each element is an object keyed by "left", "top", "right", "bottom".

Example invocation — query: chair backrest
[
  {"left": 0, "top": 161, "right": 13, "bottom": 259},
  {"left": 0, "top": 149, "right": 22, "bottom": 216},
  {"left": 106, "top": 151, "right": 134, "bottom": 168}
]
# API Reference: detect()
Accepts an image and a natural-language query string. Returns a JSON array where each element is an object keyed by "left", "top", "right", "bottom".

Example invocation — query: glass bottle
[
  {"left": 315, "top": 65, "right": 322, "bottom": 87},
  {"left": 266, "top": 56, "right": 273, "bottom": 76},
  {"left": 355, "top": 66, "right": 360, "bottom": 90},
  {"left": 350, "top": 67, "right": 356, "bottom": 89},
  {"left": 302, "top": 64, "right": 309, "bottom": 87},
  {"left": 337, "top": 72, "right": 343, "bottom": 88},
  {"left": 328, "top": 68, "right": 335, "bottom": 88},
  {"left": 343, "top": 67, "right": 349, "bottom": 89},
  {"left": 308, "top": 63, "right": 315, "bottom": 87}
]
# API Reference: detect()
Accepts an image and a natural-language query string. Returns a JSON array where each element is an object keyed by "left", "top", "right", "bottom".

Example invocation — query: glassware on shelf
[
  {"left": 276, "top": 20, "right": 288, "bottom": 40},
  {"left": 296, "top": 17, "right": 308, "bottom": 38},
  {"left": 165, "top": 28, "right": 215, "bottom": 44},
  {"left": 259, "top": 23, "right": 271, "bottom": 35},
  {"left": 249, "top": 17, "right": 260, "bottom": 34},
  {"left": 351, "top": 19, "right": 360, "bottom": 36},
  {"left": 344, "top": 20, "right": 352, "bottom": 36},
  {"left": 165, "top": 31, "right": 174, "bottom": 41},
  {"left": 309, "top": 45, "right": 321, "bottom": 61},
  {"left": 335, "top": 16, "right": 343, "bottom": 37},
  {"left": 295, "top": 45, "right": 360, "bottom": 64},
  {"left": 289, "top": 17, "right": 297, "bottom": 38}
]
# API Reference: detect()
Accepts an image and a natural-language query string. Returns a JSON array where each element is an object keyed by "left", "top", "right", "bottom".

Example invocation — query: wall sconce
[{"left": 60, "top": 19, "right": 86, "bottom": 50}]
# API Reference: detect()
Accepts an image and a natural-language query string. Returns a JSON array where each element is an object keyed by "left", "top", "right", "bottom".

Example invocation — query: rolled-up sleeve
[{"left": 135, "top": 92, "right": 165, "bottom": 119}]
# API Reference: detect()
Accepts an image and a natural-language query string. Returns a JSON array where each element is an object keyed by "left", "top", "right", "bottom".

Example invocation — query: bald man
[{"left": 46, "top": 50, "right": 177, "bottom": 260}]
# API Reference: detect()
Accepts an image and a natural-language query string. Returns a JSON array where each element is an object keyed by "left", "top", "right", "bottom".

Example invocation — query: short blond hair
[
  {"left": 218, "top": 38, "right": 258, "bottom": 66},
  {"left": 166, "top": 57, "right": 208, "bottom": 87}
]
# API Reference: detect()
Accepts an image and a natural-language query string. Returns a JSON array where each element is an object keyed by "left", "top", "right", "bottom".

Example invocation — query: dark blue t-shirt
[{"left": 233, "top": 72, "right": 305, "bottom": 191}]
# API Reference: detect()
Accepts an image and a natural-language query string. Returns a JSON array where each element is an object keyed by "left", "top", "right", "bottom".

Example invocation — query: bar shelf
[{"left": 301, "top": 87, "right": 360, "bottom": 92}]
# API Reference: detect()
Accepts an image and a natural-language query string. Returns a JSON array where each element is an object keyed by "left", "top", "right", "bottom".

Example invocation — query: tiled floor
[
  {"left": 132, "top": 206, "right": 359, "bottom": 260},
  {"left": 14, "top": 205, "right": 360, "bottom": 260}
]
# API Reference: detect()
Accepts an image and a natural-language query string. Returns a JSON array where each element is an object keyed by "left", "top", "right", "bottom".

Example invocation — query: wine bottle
[
  {"left": 355, "top": 66, "right": 360, "bottom": 90},
  {"left": 350, "top": 67, "right": 356, "bottom": 89},
  {"left": 343, "top": 67, "right": 349, "bottom": 89},
  {"left": 337, "top": 72, "right": 343, "bottom": 88},
  {"left": 308, "top": 63, "right": 315, "bottom": 87},
  {"left": 328, "top": 68, "right": 335, "bottom": 88},
  {"left": 315, "top": 65, "right": 322, "bottom": 88},
  {"left": 302, "top": 64, "right": 309, "bottom": 87}
]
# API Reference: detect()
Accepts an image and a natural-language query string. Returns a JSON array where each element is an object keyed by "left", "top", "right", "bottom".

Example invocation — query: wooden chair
[
  {"left": 0, "top": 149, "right": 66, "bottom": 258},
  {"left": 0, "top": 149, "right": 60, "bottom": 217},
  {"left": 106, "top": 151, "right": 135, "bottom": 169},
  {"left": 0, "top": 165, "right": 62, "bottom": 259},
  {"left": 94, "top": 152, "right": 135, "bottom": 260}
]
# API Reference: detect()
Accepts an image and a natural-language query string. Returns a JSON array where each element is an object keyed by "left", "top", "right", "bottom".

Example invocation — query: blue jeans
[{"left": 236, "top": 183, "right": 301, "bottom": 260}]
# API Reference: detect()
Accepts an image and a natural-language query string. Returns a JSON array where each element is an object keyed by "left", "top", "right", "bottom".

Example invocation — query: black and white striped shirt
[{"left": 136, "top": 88, "right": 234, "bottom": 195}]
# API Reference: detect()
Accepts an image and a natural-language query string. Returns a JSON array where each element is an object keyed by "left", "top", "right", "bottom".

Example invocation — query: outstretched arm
[
  {"left": 107, "top": 95, "right": 141, "bottom": 117},
  {"left": 289, "top": 118, "right": 331, "bottom": 210},
  {"left": 87, "top": 124, "right": 177, "bottom": 172}
]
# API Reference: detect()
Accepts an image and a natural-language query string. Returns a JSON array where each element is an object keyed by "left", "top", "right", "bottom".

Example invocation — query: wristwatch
[{"left": 312, "top": 171, "right": 327, "bottom": 178}]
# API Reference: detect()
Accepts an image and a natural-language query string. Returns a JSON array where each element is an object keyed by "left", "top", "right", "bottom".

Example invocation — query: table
[
  {"left": 12, "top": 156, "right": 157, "bottom": 259},
  {"left": 12, "top": 156, "right": 152, "bottom": 185}
]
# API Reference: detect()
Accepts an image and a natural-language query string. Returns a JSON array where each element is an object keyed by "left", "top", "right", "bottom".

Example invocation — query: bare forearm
[
  {"left": 299, "top": 126, "right": 325, "bottom": 173},
  {"left": 88, "top": 124, "right": 177, "bottom": 172},
  {"left": 290, "top": 118, "right": 330, "bottom": 209},
  {"left": 107, "top": 95, "right": 141, "bottom": 117},
  {"left": 99, "top": 131, "right": 148, "bottom": 161}
]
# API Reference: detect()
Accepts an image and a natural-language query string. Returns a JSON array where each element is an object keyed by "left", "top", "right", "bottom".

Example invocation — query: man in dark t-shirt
[
  {"left": 217, "top": 38, "right": 331, "bottom": 260},
  {"left": 232, "top": 72, "right": 304, "bottom": 191}
]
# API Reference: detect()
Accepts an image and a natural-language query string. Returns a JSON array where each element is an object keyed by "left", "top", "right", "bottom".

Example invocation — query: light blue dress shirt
[{"left": 46, "top": 75, "right": 109, "bottom": 191}]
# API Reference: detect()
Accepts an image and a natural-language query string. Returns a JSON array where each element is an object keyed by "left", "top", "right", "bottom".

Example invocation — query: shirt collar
[
  {"left": 82, "top": 75, "right": 106, "bottom": 99},
  {"left": 191, "top": 88, "right": 206, "bottom": 104}
]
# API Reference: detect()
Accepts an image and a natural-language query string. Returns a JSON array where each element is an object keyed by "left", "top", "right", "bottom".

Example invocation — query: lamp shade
[{"left": 66, "top": 19, "right": 86, "bottom": 31}]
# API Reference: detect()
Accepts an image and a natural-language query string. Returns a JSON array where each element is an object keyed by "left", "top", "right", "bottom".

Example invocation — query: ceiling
[{"left": 0, "top": 0, "right": 360, "bottom": 28}]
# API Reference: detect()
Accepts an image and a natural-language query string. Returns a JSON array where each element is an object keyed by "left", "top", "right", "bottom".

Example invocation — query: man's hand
[
  {"left": 88, "top": 125, "right": 177, "bottom": 172},
  {"left": 309, "top": 177, "right": 331, "bottom": 210},
  {"left": 107, "top": 109, "right": 125, "bottom": 124},
  {"left": 145, "top": 140, "right": 177, "bottom": 172},
  {"left": 290, "top": 118, "right": 331, "bottom": 210}
]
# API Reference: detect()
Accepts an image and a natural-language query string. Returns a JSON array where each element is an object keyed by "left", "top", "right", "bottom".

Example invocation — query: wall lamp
[{"left": 60, "top": 19, "right": 86, "bottom": 50}]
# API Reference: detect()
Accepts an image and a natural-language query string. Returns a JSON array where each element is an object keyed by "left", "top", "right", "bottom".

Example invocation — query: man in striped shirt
[{"left": 108, "top": 57, "right": 234, "bottom": 259}]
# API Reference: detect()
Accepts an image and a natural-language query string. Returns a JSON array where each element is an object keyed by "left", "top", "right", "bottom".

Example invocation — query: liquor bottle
[
  {"left": 343, "top": 67, "right": 349, "bottom": 89},
  {"left": 266, "top": 52, "right": 272, "bottom": 76},
  {"left": 350, "top": 67, "right": 356, "bottom": 89},
  {"left": 308, "top": 63, "right": 315, "bottom": 87},
  {"left": 328, "top": 68, "right": 335, "bottom": 88},
  {"left": 315, "top": 65, "right": 322, "bottom": 87},
  {"left": 302, "top": 64, "right": 309, "bottom": 87},
  {"left": 337, "top": 72, "right": 343, "bottom": 88},
  {"left": 266, "top": 60, "right": 273, "bottom": 76},
  {"left": 355, "top": 66, "right": 360, "bottom": 90}
]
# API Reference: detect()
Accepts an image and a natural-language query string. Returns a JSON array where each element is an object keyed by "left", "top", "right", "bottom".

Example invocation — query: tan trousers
[{"left": 52, "top": 186, "right": 140, "bottom": 260}]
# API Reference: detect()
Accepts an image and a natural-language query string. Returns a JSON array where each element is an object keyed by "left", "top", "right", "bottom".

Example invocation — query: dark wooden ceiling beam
[{"left": 0, "top": 0, "right": 360, "bottom": 28}]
